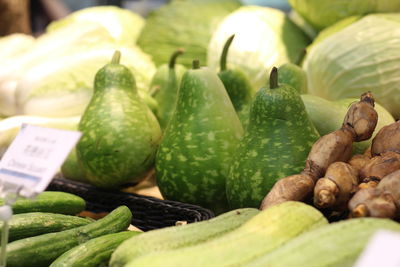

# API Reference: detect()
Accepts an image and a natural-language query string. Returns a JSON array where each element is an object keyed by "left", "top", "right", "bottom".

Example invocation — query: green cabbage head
[
  {"left": 304, "top": 14, "right": 400, "bottom": 119},
  {"left": 289, "top": 0, "right": 400, "bottom": 31},
  {"left": 207, "top": 6, "right": 310, "bottom": 90}
]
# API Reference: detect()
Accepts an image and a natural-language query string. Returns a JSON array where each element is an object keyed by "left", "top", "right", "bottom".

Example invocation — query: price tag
[
  {"left": 354, "top": 230, "right": 400, "bottom": 267},
  {"left": 0, "top": 124, "right": 81, "bottom": 198}
]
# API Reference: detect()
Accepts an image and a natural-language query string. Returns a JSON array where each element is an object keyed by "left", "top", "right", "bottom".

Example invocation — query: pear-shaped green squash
[
  {"left": 77, "top": 51, "right": 162, "bottom": 188},
  {"left": 226, "top": 68, "right": 320, "bottom": 209},
  {"left": 151, "top": 49, "right": 187, "bottom": 129},
  {"left": 218, "top": 35, "right": 254, "bottom": 127},
  {"left": 156, "top": 60, "right": 243, "bottom": 214},
  {"left": 278, "top": 62, "right": 307, "bottom": 94}
]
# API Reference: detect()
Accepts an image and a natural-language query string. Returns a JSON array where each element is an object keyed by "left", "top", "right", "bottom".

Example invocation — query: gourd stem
[
  {"left": 269, "top": 67, "right": 278, "bottom": 89},
  {"left": 169, "top": 48, "right": 185, "bottom": 69},
  {"left": 220, "top": 34, "right": 235, "bottom": 71},
  {"left": 111, "top": 51, "right": 121, "bottom": 64},
  {"left": 193, "top": 59, "right": 200, "bottom": 69}
]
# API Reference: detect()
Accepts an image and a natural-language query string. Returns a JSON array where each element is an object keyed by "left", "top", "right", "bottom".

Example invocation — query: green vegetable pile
[{"left": 0, "top": 0, "right": 399, "bottom": 216}]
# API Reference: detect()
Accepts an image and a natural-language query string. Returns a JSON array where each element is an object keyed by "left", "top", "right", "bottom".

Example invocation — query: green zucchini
[
  {"left": 0, "top": 191, "right": 86, "bottom": 215},
  {"left": 6, "top": 205, "right": 132, "bottom": 267},
  {"left": 2, "top": 212, "right": 93, "bottom": 241},
  {"left": 110, "top": 208, "right": 259, "bottom": 267},
  {"left": 124, "top": 202, "right": 327, "bottom": 267},
  {"left": 50, "top": 231, "right": 140, "bottom": 267},
  {"left": 245, "top": 218, "right": 400, "bottom": 267}
]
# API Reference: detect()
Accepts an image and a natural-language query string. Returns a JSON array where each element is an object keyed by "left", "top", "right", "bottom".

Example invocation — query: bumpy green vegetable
[
  {"left": 4, "top": 212, "right": 93, "bottom": 242},
  {"left": 124, "top": 202, "right": 327, "bottom": 267},
  {"left": 226, "top": 68, "right": 320, "bottom": 208},
  {"left": 0, "top": 191, "right": 86, "bottom": 215},
  {"left": 156, "top": 60, "right": 243, "bottom": 214},
  {"left": 50, "top": 231, "right": 140, "bottom": 267},
  {"left": 77, "top": 51, "right": 162, "bottom": 188},
  {"left": 6, "top": 206, "right": 132, "bottom": 267},
  {"left": 110, "top": 208, "right": 259, "bottom": 267}
]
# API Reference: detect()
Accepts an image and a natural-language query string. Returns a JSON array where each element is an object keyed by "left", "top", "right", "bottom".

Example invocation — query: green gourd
[
  {"left": 156, "top": 60, "right": 243, "bottom": 214},
  {"left": 218, "top": 35, "right": 254, "bottom": 127},
  {"left": 226, "top": 68, "right": 320, "bottom": 209},
  {"left": 151, "top": 49, "right": 187, "bottom": 129},
  {"left": 278, "top": 62, "right": 308, "bottom": 94},
  {"left": 77, "top": 51, "right": 162, "bottom": 188}
]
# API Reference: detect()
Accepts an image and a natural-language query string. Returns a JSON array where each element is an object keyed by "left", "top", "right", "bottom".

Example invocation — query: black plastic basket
[{"left": 46, "top": 178, "right": 215, "bottom": 231}]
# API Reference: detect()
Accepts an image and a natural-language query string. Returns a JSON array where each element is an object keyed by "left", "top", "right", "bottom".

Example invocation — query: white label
[
  {"left": 354, "top": 230, "right": 400, "bottom": 267},
  {"left": 0, "top": 124, "right": 81, "bottom": 197}
]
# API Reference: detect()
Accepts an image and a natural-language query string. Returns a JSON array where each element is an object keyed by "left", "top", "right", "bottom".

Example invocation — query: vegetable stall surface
[
  {"left": 227, "top": 67, "right": 319, "bottom": 209},
  {"left": 77, "top": 51, "right": 161, "bottom": 188},
  {"left": 156, "top": 60, "right": 243, "bottom": 214}
]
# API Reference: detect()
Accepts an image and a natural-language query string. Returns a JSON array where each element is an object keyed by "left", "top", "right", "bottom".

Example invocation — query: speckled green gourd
[
  {"left": 218, "top": 35, "right": 254, "bottom": 127},
  {"left": 77, "top": 51, "right": 162, "bottom": 188},
  {"left": 278, "top": 62, "right": 308, "bottom": 94},
  {"left": 155, "top": 60, "right": 243, "bottom": 214},
  {"left": 226, "top": 68, "right": 320, "bottom": 209},
  {"left": 151, "top": 49, "right": 187, "bottom": 129}
]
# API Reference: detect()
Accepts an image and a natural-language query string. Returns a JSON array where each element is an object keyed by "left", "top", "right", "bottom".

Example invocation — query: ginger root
[
  {"left": 260, "top": 92, "right": 378, "bottom": 210},
  {"left": 349, "top": 169, "right": 400, "bottom": 219},
  {"left": 358, "top": 151, "right": 400, "bottom": 189},
  {"left": 371, "top": 120, "right": 400, "bottom": 156},
  {"left": 313, "top": 162, "right": 359, "bottom": 210}
]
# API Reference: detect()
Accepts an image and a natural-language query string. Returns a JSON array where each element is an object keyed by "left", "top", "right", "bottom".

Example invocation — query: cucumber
[
  {"left": 50, "top": 231, "right": 140, "bottom": 267},
  {"left": 0, "top": 191, "right": 86, "bottom": 215},
  {"left": 6, "top": 205, "right": 132, "bottom": 267},
  {"left": 110, "top": 208, "right": 259, "bottom": 267},
  {"left": 124, "top": 202, "right": 327, "bottom": 267},
  {"left": 2, "top": 212, "right": 93, "bottom": 241},
  {"left": 245, "top": 218, "right": 400, "bottom": 267}
]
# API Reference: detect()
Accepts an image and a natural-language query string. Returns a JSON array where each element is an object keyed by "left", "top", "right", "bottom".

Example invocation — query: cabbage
[
  {"left": 46, "top": 6, "right": 144, "bottom": 46},
  {"left": 0, "top": 34, "right": 35, "bottom": 62},
  {"left": 137, "top": 0, "right": 241, "bottom": 67},
  {"left": 207, "top": 6, "right": 310, "bottom": 90},
  {"left": 288, "top": 0, "right": 400, "bottom": 31},
  {"left": 15, "top": 46, "right": 155, "bottom": 117},
  {"left": 304, "top": 14, "right": 400, "bottom": 119},
  {"left": 0, "top": 22, "right": 117, "bottom": 116}
]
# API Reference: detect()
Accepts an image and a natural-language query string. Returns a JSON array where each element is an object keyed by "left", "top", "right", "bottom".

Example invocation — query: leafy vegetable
[
  {"left": 288, "top": 0, "right": 400, "bottom": 31},
  {"left": 0, "top": 34, "right": 35, "bottom": 63},
  {"left": 207, "top": 6, "right": 310, "bottom": 89},
  {"left": 137, "top": 0, "right": 241, "bottom": 67},
  {"left": 303, "top": 14, "right": 400, "bottom": 119},
  {"left": 46, "top": 6, "right": 145, "bottom": 46},
  {"left": 15, "top": 46, "right": 155, "bottom": 117},
  {"left": 0, "top": 22, "right": 117, "bottom": 117}
]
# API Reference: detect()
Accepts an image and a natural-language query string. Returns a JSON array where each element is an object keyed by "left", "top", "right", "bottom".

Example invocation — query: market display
[{"left": 1, "top": 0, "right": 400, "bottom": 266}]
